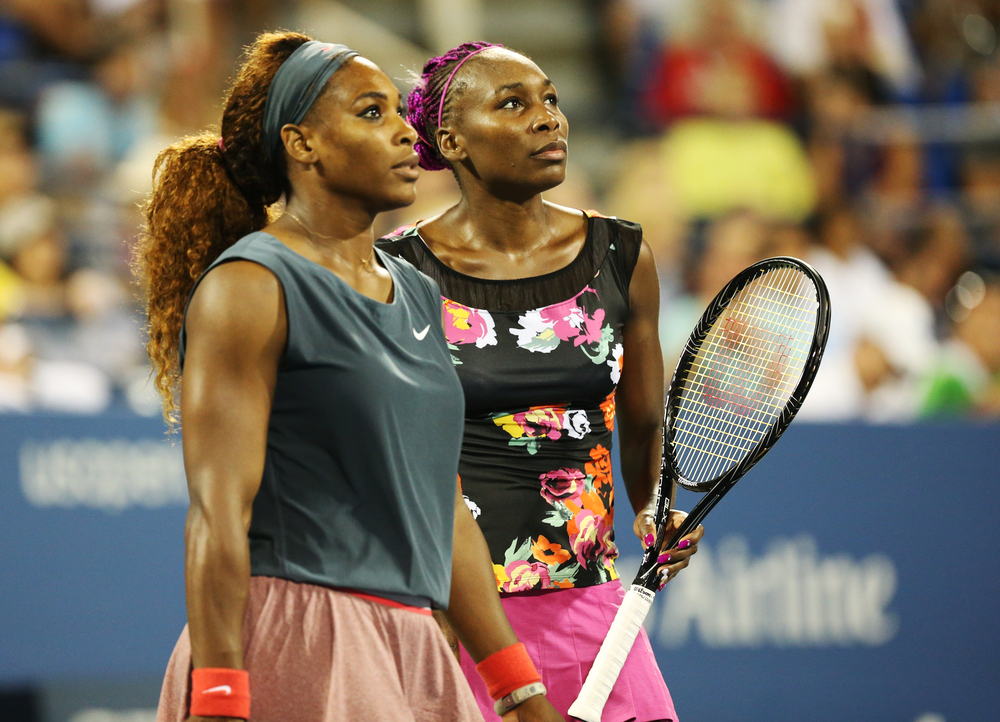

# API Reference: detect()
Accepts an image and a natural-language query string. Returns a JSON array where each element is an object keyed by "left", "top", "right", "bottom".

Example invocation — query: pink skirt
[
  {"left": 459, "top": 580, "right": 677, "bottom": 722},
  {"left": 157, "top": 576, "right": 483, "bottom": 722}
]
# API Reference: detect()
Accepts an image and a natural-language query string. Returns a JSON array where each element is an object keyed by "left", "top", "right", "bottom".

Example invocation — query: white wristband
[{"left": 493, "top": 681, "right": 547, "bottom": 716}]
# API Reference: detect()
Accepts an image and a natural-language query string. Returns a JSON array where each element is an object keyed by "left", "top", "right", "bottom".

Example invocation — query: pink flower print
[
  {"left": 511, "top": 287, "right": 611, "bottom": 354},
  {"left": 539, "top": 468, "right": 586, "bottom": 505},
  {"left": 502, "top": 560, "right": 551, "bottom": 592},
  {"left": 540, "top": 297, "right": 588, "bottom": 342},
  {"left": 574, "top": 307, "right": 606, "bottom": 347},
  {"left": 442, "top": 299, "right": 497, "bottom": 348},
  {"left": 493, "top": 406, "right": 566, "bottom": 454}
]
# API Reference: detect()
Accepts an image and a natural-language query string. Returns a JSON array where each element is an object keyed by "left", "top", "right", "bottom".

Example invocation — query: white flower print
[
  {"left": 463, "top": 495, "right": 482, "bottom": 519},
  {"left": 608, "top": 343, "right": 624, "bottom": 384},
  {"left": 563, "top": 409, "right": 591, "bottom": 439},
  {"left": 509, "top": 309, "right": 560, "bottom": 353}
]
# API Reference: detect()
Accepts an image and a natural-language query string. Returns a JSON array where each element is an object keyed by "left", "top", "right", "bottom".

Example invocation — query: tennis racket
[{"left": 568, "top": 256, "right": 831, "bottom": 722}]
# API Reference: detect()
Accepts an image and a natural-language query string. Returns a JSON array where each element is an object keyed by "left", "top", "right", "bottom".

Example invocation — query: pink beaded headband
[{"left": 437, "top": 45, "right": 496, "bottom": 127}]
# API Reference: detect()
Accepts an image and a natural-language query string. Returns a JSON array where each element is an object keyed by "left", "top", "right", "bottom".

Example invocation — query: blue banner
[{"left": 1, "top": 417, "right": 998, "bottom": 722}]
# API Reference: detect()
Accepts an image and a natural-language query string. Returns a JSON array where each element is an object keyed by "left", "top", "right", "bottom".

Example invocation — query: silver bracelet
[{"left": 493, "top": 682, "right": 547, "bottom": 716}]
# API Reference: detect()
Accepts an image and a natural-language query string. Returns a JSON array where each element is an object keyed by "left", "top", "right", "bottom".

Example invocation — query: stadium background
[{"left": 1, "top": 0, "right": 998, "bottom": 720}]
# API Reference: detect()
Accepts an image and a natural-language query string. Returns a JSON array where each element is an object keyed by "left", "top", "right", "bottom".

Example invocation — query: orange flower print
[
  {"left": 493, "top": 563, "right": 511, "bottom": 591},
  {"left": 531, "top": 535, "right": 572, "bottom": 566},
  {"left": 585, "top": 444, "right": 613, "bottom": 491},
  {"left": 600, "top": 391, "right": 616, "bottom": 432},
  {"left": 579, "top": 489, "right": 608, "bottom": 517}
]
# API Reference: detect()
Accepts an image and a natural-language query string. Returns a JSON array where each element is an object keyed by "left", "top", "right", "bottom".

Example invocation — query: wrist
[
  {"left": 474, "top": 642, "right": 542, "bottom": 700},
  {"left": 189, "top": 667, "right": 250, "bottom": 719},
  {"left": 493, "top": 681, "right": 547, "bottom": 716}
]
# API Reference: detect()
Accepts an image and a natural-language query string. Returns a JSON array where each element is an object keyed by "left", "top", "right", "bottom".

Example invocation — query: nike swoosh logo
[
  {"left": 413, "top": 324, "right": 430, "bottom": 341},
  {"left": 203, "top": 685, "right": 232, "bottom": 695}
]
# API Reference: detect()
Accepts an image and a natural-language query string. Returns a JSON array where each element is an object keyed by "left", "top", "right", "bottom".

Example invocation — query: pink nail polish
[
  {"left": 657, "top": 553, "right": 672, "bottom": 564},
  {"left": 658, "top": 579, "right": 667, "bottom": 591},
  {"left": 644, "top": 533, "right": 654, "bottom": 547},
  {"left": 678, "top": 539, "right": 691, "bottom": 550}
]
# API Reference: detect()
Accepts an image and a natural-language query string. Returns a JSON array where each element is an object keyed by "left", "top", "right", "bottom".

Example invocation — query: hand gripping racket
[{"left": 568, "top": 257, "right": 831, "bottom": 722}]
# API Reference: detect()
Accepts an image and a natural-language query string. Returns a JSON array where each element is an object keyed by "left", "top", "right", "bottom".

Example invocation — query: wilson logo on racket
[{"left": 700, "top": 318, "right": 791, "bottom": 417}]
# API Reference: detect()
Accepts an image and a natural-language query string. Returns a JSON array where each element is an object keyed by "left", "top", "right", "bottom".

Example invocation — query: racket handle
[{"left": 568, "top": 585, "right": 655, "bottom": 722}]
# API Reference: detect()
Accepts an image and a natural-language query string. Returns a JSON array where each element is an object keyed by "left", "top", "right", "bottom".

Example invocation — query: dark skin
[
  {"left": 419, "top": 48, "right": 705, "bottom": 649},
  {"left": 182, "top": 57, "right": 561, "bottom": 722}
]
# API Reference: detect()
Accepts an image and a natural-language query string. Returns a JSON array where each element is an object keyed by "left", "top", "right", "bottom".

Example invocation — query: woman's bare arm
[
  {"left": 181, "top": 261, "right": 286, "bottom": 671},
  {"left": 617, "top": 240, "right": 702, "bottom": 578}
]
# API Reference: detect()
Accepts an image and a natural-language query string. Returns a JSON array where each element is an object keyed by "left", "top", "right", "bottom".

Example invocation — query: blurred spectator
[
  {"left": 767, "top": 0, "right": 920, "bottom": 97},
  {"left": 798, "top": 206, "right": 938, "bottom": 421},
  {"left": 660, "top": 118, "right": 817, "bottom": 221},
  {"left": 641, "top": 0, "right": 794, "bottom": 126},
  {"left": 660, "top": 210, "right": 771, "bottom": 370},
  {"left": 921, "top": 273, "right": 1000, "bottom": 416},
  {"left": 960, "top": 141, "right": 1000, "bottom": 270}
]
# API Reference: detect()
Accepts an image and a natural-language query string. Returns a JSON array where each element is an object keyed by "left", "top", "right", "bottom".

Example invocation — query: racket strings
[
  {"left": 674, "top": 272, "right": 809, "bottom": 480},
  {"left": 676, "top": 267, "right": 814, "bottom": 480},
  {"left": 679, "top": 267, "right": 813, "bottom": 477},
  {"left": 671, "top": 266, "right": 817, "bottom": 484}
]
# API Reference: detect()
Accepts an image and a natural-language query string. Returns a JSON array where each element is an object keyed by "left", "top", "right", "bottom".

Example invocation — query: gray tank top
[{"left": 180, "top": 232, "right": 464, "bottom": 609}]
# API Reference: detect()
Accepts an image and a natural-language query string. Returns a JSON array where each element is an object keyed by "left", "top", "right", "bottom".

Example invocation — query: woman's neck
[
  {"left": 281, "top": 186, "right": 376, "bottom": 247},
  {"left": 443, "top": 184, "right": 555, "bottom": 254}
]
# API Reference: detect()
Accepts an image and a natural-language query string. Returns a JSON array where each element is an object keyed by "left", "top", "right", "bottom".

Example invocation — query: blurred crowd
[
  {"left": 0, "top": 0, "right": 997, "bottom": 420},
  {"left": 598, "top": 0, "right": 1000, "bottom": 421}
]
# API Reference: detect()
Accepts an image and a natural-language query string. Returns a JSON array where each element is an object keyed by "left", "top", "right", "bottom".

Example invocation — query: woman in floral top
[{"left": 378, "top": 42, "right": 703, "bottom": 721}]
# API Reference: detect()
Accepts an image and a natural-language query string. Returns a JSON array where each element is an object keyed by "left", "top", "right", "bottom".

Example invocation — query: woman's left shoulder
[{"left": 581, "top": 209, "right": 643, "bottom": 239}]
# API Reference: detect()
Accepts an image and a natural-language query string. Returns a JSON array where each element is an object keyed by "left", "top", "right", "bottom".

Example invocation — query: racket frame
[
  {"left": 568, "top": 257, "right": 830, "bottom": 722},
  {"left": 635, "top": 256, "right": 830, "bottom": 589}
]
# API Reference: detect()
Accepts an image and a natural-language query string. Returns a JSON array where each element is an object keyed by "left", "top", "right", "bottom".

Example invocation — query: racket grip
[{"left": 568, "top": 585, "right": 655, "bottom": 722}]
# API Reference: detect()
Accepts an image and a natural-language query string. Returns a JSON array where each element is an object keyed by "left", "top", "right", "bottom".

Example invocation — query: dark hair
[
  {"left": 131, "top": 30, "right": 313, "bottom": 423},
  {"left": 406, "top": 41, "right": 502, "bottom": 171}
]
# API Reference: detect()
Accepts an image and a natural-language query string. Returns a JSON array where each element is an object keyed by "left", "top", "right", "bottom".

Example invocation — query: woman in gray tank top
[{"left": 133, "top": 31, "right": 561, "bottom": 722}]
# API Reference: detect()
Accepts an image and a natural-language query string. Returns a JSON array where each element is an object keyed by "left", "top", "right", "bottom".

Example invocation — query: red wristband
[
  {"left": 190, "top": 667, "right": 251, "bottom": 719},
  {"left": 475, "top": 643, "right": 542, "bottom": 700}
]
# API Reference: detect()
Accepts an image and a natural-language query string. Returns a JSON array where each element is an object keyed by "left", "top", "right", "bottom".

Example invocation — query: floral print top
[{"left": 377, "top": 213, "right": 643, "bottom": 593}]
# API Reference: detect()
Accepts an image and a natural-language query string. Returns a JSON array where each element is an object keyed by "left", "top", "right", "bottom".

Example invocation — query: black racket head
[{"left": 663, "top": 256, "right": 830, "bottom": 493}]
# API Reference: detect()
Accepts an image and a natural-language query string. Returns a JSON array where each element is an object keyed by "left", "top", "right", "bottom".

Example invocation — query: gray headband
[{"left": 262, "top": 40, "right": 359, "bottom": 164}]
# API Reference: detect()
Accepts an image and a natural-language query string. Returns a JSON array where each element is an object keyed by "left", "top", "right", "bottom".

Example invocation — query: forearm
[
  {"left": 184, "top": 503, "right": 251, "bottom": 669},
  {"left": 443, "top": 503, "right": 518, "bottom": 662},
  {"left": 618, "top": 417, "right": 662, "bottom": 514}
]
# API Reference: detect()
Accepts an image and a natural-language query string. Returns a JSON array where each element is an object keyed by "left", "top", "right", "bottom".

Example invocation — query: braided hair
[
  {"left": 132, "top": 31, "right": 312, "bottom": 423},
  {"left": 407, "top": 41, "right": 503, "bottom": 171}
]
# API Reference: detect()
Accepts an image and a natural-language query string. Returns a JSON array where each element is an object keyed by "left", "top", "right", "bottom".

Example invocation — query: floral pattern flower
[
  {"left": 492, "top": 406, "right": 565, "bottom": 454},
  {"left": 585, "top": 445, "right": 613, "bottom": 492},
  {"left": 510, "top": 288, "right": 615, "bottom": 364},
  {"left": 563, "top": 409, "right": 591, "bottom": 439},
  {"left": 463, "top": 495, "right": 481, "bottom": 519},
  {"left": 539, "top": 468, "right": 586, "bottom": 504},
  {"left": 503, "top": 560, "right": 552, "bottom": 592},
  {"left": 567, "top": 508, "right": 617, "bottom": 567},
  {"left": 608, "top": 343, "right": 624, "bottom": 384},
  {"left": 599, "top": 391, "right": 616, "bottom": 432},
  {"left": 531, "top": 535, "right": 572, "bottom": 566},
  {"left": 443, "top": 299, "right": 497, "bottom": 348}
]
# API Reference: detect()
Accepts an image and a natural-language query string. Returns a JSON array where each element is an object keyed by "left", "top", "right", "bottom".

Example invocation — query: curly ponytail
[{"left": 132, "top": 31, "right": 312, "bottom": 423}]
